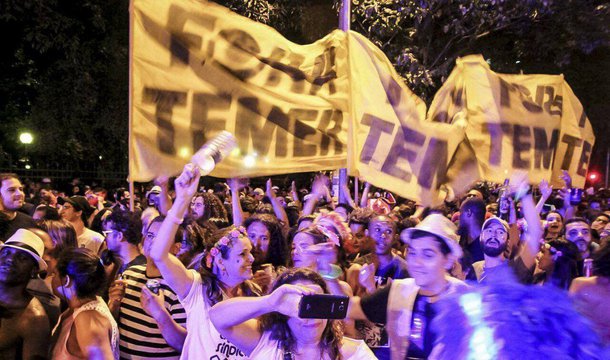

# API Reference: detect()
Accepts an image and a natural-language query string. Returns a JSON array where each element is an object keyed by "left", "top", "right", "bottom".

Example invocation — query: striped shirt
[{"left": 119, "top": 265, "right": 187, "bottom": 359}]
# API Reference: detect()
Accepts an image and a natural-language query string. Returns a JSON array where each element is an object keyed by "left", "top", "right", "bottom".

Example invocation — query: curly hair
[
  {"left": 348, "top": 207, "right": 374, "bottom": 227},
  {"left": 103, "top": 209, "right": 142, "bottom": 246},
  {"left": 244, "top": 214, "right": 288, "bottom": 269},
  {"left": 198, "top": 226, "right": 260, "bottom": 307},
  {"left": 260, "top": 268, "right": 343, "bottom": 360},
  {"left": 191, "top": 192, "right": 228, "bottom": 222},
  {"left": 179, "top": 220, "right": 216, "bottom": 267}
]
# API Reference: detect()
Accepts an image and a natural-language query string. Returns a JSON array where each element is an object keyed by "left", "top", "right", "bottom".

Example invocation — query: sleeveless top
[{"left": 51, "top": 297, "right": 119, "bottom": 359}]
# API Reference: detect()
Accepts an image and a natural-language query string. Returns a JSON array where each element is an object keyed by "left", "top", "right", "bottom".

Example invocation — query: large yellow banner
[
  {"left": 346, "top": 33, "right": 467, "bottom": 204},
  {"left": 130, "top": 0, "right": 349, "bottom": 181},
  {"left": 428, "top": 55, "right": 595, "bottom": 188},
  {"left": 130, "top": 0, "right": 595, "bottom": 204}
]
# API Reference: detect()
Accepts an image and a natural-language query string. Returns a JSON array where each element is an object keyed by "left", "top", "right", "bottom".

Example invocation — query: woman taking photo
[
  {"left": 150, "top": 164, "right": 260, "bottom": 360},
  {"left": 210, "top": 267, "right": 375, "bottom": 359},
  {"left": 51, "top": 248, "right": 118, "bottom": 359}
]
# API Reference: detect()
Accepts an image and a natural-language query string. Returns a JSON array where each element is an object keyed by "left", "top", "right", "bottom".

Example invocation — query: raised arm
[
  {"left": 511, "top": 172, "right": 543, "bottom": 269},
  {"left": 535, "top": 179, "right": 553, "bottom": 215},
  {"left": 290, "top": 181, "right": 302, "bottom": 212},
  {"left": 302, "top": 175, "right": 329, "bottom": 215},
  {"left": 359, "top": 181, "right": 371, "bottom": 208},
  {"left": 210, "top": 284, "right": 314, "bottom": 356},
  {"left": 156, "top": 176, "right": 173, "bottom": 216},
  {"left": 228, "top": 178, "right": 245, "bottom": 227},
  {"left": 339, "top": 176, "right": 356, "bottom": 209},
  {"left": 266, "top": 178, "right": 289, "bottom": 229},
  {"left": 150, "top": 164, "right": 200, "bottom": 299},
  {"left": 554, "top": 170, "right": 576, "bottom": 220}
]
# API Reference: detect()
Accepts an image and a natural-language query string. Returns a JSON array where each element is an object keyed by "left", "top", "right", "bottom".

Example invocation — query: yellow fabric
[
  {"left": 429, "top": 55, "right": 596, "bottom": 189},
  {"left": 130, "top": 1, "right": 595, "bottom": 204},
  {"left": 131, "top": 0, "right": 349, "bottom": 180},
  {"left": 346, "top": 33, "right": 467, "bottom": 205}
]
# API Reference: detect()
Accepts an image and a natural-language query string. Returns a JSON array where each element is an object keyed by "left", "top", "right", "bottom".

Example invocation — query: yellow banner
[
  {"left": 428, "top": 55, "right": 595, "bottom": 189},
  {"left": 346, "top": 33, "right": 467, "bottom": 204},
  {"left": 130, "top": 1, "right": 595, "bottom": 203},
  {"left": 130, "top": 0, "right": 349, "bottom": 181}
]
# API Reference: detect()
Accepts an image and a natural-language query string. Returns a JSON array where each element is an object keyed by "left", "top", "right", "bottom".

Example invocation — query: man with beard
[
  {"left": 471, "top": 176, "right": 542, "bottom": 284},
  {"left": 0, "top": 228, "right": 50, "bottom": 359},
  {"left": 564, "top": 217, "right": 598, "bottom": 276},
  {"left": 0, "top": 174, "right": 37, "bottom": 241}
]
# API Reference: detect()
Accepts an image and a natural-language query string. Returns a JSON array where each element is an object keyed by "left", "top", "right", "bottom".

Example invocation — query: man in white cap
[
  {"left": 0, "top": 228, "right": 50, "bottom": 359},
  {"left": 252, "top": 187, "right": 265, "bottom": 202},
  {"left": 348, "top": 213, "right": 468, "bottom": 359},
  {"left": 472, "top": 176, "right": 542, "bottom": 284}
]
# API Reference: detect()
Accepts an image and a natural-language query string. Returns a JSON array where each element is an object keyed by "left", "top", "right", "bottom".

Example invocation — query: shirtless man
[{"left": 0, "top": 229, "right": 51, "bottom": 359}]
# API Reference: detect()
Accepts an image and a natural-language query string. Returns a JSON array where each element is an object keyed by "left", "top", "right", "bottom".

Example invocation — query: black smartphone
[{"left": 298, "top": 294, "right": 349, "bottom": 319}]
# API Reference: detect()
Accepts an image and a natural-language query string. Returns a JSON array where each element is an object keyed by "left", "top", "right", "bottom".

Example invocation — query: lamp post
[{"left": 19, "top": 132, "right": 33, "bottom": 168}]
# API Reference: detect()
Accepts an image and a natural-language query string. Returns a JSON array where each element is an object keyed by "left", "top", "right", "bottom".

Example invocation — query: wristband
[
  {"left": 166, "top": 210, "right": 184, "bottom": 225},
  {"left": 319, "top": 264, "right": 343, "bottom": 281}
]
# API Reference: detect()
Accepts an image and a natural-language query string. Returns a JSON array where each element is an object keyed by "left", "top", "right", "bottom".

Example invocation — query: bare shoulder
[{"left": 74, "top": 308, "right": 112, "bottom": 331}]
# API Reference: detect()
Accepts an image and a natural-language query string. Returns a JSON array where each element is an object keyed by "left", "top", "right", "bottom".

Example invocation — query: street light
[
  {"left": 18, "top": 132, "right": 33, "bottom": 168},
  {"left": 19, "top": 132, "right": 33, "bottom": 144}
]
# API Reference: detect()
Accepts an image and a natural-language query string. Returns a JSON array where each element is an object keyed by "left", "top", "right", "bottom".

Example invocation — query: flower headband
[
  {"left": 543, "top": 243, "right": 563, "bottom": 262},
  {"left": 313, "top": 211, "right": 350, "bottom": 247},
  {"left": 205, "top": 226, "right": 247, "bottom": 269}
]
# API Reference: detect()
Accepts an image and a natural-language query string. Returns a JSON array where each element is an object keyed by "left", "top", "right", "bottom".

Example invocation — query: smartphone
[
  {"left": 298, "top": 294, "right": 348, "bottom": 319},
  {"left": 569, "top": 188, "right": 583, "bottom": 206}
]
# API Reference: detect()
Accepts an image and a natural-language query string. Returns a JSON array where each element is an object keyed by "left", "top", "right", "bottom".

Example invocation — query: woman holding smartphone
[
  {"left": 210, "top": 267, "right": 375, "bottom": 359},
  {"left": 150, "top": 164, "right": 260, "bottom": 360}
]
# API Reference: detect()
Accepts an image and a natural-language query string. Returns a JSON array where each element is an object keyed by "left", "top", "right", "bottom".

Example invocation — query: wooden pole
[{"left": 128, "top": 0, "right": 135, "bottom": 212}]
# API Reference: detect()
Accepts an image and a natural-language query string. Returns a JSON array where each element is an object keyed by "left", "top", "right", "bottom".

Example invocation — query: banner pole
[
  {"left": 338, "top": 0, "right": 351, "bottom": 205},
  {"left": 606, "top": 147, "right": 609, "bottom": 189},
  {"left": 128, "top": 0, "right": 135, "bottom": 212}
]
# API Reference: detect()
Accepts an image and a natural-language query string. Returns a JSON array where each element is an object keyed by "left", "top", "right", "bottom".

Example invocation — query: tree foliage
[
  {"left": 342, "top": 0, "right": 610, "bottom": 102},
  {"left": 1, "top": 0, "right": 608, "bottom": 179},
  {"left": 0, "top": 0, "right": 129, "bottom": 175}
]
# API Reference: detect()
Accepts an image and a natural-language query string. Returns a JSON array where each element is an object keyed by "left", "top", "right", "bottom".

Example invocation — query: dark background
[{"left": 0, "top": 0, "right": 608, "bottom": 192}]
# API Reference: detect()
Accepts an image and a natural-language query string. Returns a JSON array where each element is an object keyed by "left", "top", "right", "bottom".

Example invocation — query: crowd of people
[{"left": 0, "top": 166, "right": 609, "bottom": 359}]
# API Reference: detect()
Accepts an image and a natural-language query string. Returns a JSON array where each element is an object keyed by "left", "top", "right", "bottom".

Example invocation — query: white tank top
[{"left": 51, "top": 297, "right": 119, "bottom": 359}]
